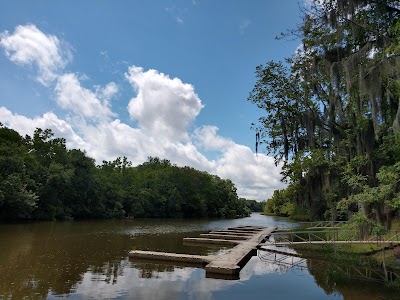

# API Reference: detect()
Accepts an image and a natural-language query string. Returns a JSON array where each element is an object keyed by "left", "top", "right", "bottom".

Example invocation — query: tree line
[
  {"left": 250, "top": 0, "right": 400, "bottom": 228},
  {"left": 0, "top": 124, "right": 253, "bottom": 221}
]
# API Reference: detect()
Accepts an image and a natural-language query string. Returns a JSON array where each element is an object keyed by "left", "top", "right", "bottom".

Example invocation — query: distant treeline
[
  {"left": 243, "top": 199, "right": 265, "bottom": 213},
  {"left": 0, "top": 125, "right": 256, "bottom": 221}
]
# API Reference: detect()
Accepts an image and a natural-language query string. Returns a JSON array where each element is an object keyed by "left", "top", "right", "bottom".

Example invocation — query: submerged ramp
[{"left": 129, "top": 226, "right": 275, "bottom": 279}]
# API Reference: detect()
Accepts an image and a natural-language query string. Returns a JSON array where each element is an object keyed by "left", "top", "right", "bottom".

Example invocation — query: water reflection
[
  {"left": 258, "top": 248, "right": 398, "bottom": 283},
  {"left": 0, "top": 214, "right": 398, "bottom": 299},
  {"left": 256, "top": 248, "right": 399, "bottom": 299}
]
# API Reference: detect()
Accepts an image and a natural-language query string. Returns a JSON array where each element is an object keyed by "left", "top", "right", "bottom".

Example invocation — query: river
[{"left": 0, "top": 213, "right": 397, "bottom": 299}]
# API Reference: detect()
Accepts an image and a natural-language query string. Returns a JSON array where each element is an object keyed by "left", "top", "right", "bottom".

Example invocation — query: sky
[{"left": 0, "top": 1, "right": 302, "bottom": 200}]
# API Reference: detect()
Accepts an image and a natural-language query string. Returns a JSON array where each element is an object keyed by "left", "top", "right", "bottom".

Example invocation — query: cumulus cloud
[
  {"left": 0, "top": 107, "right": 87, "bottom": 150},
  {"left": 194, "top": 125, "right": 285, "bottom": 199},
  {"left": 125, "top": 66, "right": 203, "bottom": 142},
  {"left": 194, "top": 126, "right": 235, "bottom": 151},
  {"left": 73, "top": 119, "right": 214, "bottom": 172},
  {"left": 215, "top": 145, "right": 285, "bottom": 200},
  {"left": 96, "top": 82, "right": 119, "bottom": 101},
  {"left": 0, "top": 24, "right": 72, "bottom": 85},
  {"left": 61, "top": 113, "right": 284, "bottom": 199},
  {"left": 0, "top": 21, "right": 284, "bottom": 200},
  {"left": 1, "top": 63, "right": 284, "bottom": 199},
  {"left": 55, "top": 73, "right": 116, "bottom": 120}
]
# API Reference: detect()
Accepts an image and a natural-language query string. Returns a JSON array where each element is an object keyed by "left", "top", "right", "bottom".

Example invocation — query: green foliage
[
  {"left": 249, "top": 0, "right": 400, "bottom": 224},
  {"left": 342, "top": 212, "right": 388, "bottom": 240},
  {"left": 340, "top": 162, "right": 400, "bottom": 228},
  {"left": 0, "top": 126, "right": 249, "bottom": 221},
  {"left": 242, "top": 199, "right": 265, "bottom": 212},
  {"left": 387, "top": 278, "right": 400, "bottom": 289},
  {"left": 264, "top": 187, "right": 296, "bottom": 217},
  {"left": 0, "top": 126, "right": 38, "bottom": 220}
]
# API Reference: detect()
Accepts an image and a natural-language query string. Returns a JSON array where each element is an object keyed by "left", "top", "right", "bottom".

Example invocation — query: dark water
[{"left": 0, "top": 213, "right": 397, "bottom": 299}]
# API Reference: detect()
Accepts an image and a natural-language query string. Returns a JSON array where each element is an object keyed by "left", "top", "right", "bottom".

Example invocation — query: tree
[
  {"left": 249, "top": 0, "right": 400, "bottom": 223},
  {"left": 0, "top": 126, "right": 38, "bottom": 220},
  {"left": 0, "top": 126, "right": 249, "bottom": 221}
]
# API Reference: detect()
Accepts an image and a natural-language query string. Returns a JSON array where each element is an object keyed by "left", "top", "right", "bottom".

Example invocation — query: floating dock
[{"left": 129, "top": 226, "right": 275, "bottom": 279}]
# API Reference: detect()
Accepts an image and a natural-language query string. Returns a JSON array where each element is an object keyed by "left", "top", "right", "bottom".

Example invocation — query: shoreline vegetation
[
  {"left": 248, "top": 0, "right": 400, "bottom": 283},
  {"left": 266, "top": 215, "right": 400, "bottom": 286},
  {"left": 249, "top": 0, "right": 400, "bottom": 230},
  {"left": 296, "top": 244, "right": 400, "bottom": 288},
  {"left": 0, "top": 125, "right": 259, "bottom": 222},
  {"left": 293, "top": 242, "right": 400, "bottom": 287}
]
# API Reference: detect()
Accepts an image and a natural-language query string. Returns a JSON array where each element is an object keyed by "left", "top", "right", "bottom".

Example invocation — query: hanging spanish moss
[
  {"left": 249, "top": 0, "right": 400, "bottom": 226},
  {"left": 255, "top": 131, "right": 260, "bottom": 157}
]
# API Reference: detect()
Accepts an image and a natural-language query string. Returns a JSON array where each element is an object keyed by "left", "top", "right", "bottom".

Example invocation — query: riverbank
[
  {"left": 281, "top": 219, "right": 400, "bottom": 288},
  {"left": 261, "top": 212, "right": 311, "bottom": 222},
  {"left": 264, "top": 215, "right": 400, "bottom": 287}
]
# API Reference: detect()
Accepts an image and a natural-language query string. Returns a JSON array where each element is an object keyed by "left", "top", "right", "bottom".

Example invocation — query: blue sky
[{"left": 0, "top": 1, "right": 302, "bottom": 200}]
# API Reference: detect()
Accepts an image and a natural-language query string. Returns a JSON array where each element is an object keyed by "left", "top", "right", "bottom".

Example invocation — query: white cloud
[
  {"left": 0, "top": 24, "right": 284, "bottom": 200},
  {"left": 0, "top": 107, "right": 87, "bottom": 150},
  {"left": 55, "top": 73, "right": 116, "bottom": 120},
  {"left": 0, "top": 24, "right": 72, "bottom": 85},
  {"left": 194, "top": 125, "right": 286, "bottom": 199},
  {"left": 1, "top": 101, "right": 283, "bottom": 199},
  {"left": 194, "top": 126, "right": 235, "bottom": 151},
  {"left": 215, "top": 146, "right": 285, "bottom": 200},
  {"left": 96, "top": 82, "right": 119, "bottom": 101},
  {"left": 62, "top": 110, "right": 284, "bottom": 199},
  {"left": 76, "top": 119, "right": 150, "bottom": 164},
  {"left": 125, "top": 66, "right": 203, "bottom": 142},
  {"left": 73, "top": 119, "right": 214, "bottom": 172}
]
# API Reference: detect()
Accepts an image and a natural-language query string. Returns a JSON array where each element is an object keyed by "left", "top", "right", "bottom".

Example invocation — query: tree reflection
[
  {"left": 0, "top": 219, "right": 223, "bottom": 299},
  {"left": 257, "top": 248, "right": 399, "bottom": 299},
  {"left": 0, "top": 221, "right": 146, "bottom": 298}
]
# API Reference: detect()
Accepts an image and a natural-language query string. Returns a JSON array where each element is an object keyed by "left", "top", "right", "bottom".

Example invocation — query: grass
[{"left": 292, "top": 243, "right": 381, "bottom": 268}]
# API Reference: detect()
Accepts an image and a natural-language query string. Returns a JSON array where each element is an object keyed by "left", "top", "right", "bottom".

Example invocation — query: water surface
[{"left": 0, "top": 213, "right": 397, "bottom": 299}]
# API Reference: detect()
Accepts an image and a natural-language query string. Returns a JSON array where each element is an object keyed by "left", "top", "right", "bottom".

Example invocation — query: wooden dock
[{"left": 129, "top": 226, "right": 275, "bottom": 279}]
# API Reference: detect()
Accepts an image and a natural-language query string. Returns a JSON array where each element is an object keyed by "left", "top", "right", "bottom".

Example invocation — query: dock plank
[
  {"left": 205, "top": 227, "right": 274, "bottom": 275},
  {"left": 129, "top": 250, "right": 212, "bottom": 266},
  {"left": 199, "top": 234, "right": 250, "bottom": 240},
  {"left": 209, "top": 231, "right": 253, "bottom": 236},
  {"left": 129, "top": 226, "right": 275, "bottom": 278},
  {"left": 183, "top": 237, "right": 240, "bottom": 246}
]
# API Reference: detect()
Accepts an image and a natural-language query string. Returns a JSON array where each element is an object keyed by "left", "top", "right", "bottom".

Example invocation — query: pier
[
  {"left": 129, "top": 225, "right": 400, "bottom": 279},
  {"left": 129, "top": 226, "right": 275, "bottom": 279},
  {"left": 259, "top": 229, "right": 400, "bottom": 246}
]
